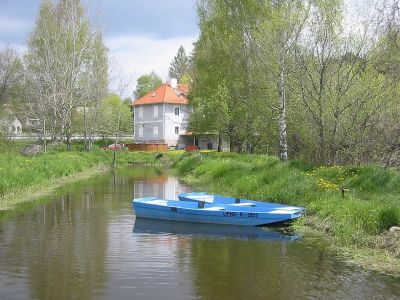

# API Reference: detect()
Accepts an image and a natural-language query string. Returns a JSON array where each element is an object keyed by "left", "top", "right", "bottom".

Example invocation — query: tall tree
[
  {"left": 243, "top": 0, "right": 311, "bottom": 161},
  {"left": 25, "top": 0, "right": 108, "bottom": 150},
  {"left": 168, "top": 46, "right": 190, "bottom": 82},
  {"left": 133, "top": 71, "right": 162, "bottom": 99},
  {"left": 192, "top": 0, "right": 261, "bottom": 153}
]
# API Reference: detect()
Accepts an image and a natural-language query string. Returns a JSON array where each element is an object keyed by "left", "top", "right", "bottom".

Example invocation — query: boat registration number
[{"left": 223, "top": 212, "right": 258, "bottom": 218}]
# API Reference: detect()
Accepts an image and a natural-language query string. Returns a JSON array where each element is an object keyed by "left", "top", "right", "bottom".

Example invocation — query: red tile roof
[{"left": 132, "top": 83, "right": 189, "bottom": 106}]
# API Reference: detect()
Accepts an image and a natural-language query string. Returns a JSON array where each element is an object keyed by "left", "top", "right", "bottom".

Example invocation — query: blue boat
[
  {"left": 178, "top": 192, "right": 304, "bottom": 212},
  {"left": 132, "top": 197, "right": 304, "bottom": 226},
  {"left": 133, "top": 218, "right": 300, "bottom": 241}
]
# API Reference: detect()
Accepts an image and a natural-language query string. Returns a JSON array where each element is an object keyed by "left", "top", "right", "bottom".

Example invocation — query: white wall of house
[
  {"left": 134, "top": 104, "right": 164, "bottom": 143},
  {"left": 164, "top": 103, "right": 190, "bottom": 146},
  {"left": 134, "top": 103, "right": 190, "bottom": 147}
]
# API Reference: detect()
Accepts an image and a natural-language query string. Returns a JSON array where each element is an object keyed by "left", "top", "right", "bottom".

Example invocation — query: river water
[{"left": 0, "top": 167, "right": 399, "bottom": 300}]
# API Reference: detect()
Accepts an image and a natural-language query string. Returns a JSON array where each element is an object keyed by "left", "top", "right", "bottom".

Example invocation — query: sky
[{"left": 0, "top": 0, "right": 198, "bottom": 97}]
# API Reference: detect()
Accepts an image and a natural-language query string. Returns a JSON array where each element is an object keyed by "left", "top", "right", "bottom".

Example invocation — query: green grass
[
  {"left": 173, "top": 152, "right": 400, "bottom": 250},
  {"left": 0, "top": 141, "right": 170, "bottom": 210}
]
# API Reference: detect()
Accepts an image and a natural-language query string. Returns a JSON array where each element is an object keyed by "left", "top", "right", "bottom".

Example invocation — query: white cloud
[
  {"left": 0, "top": 17, "right": 32, "bottom": 35},
  {"left": 106, "top": 34, "right": 196, "bottom": 98}
]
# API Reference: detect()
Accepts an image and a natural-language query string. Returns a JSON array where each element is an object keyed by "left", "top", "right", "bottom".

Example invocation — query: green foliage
[
  {"left": 134, "top": 71, "right": 162, "bottom": 99},
  {"left": 98, "top": 94, "right": 133, "bottom": 137},
  {"left": 190, "top": 84, "right": 231, "bottom": 146},
  {"left": 191, "top": 0, "right": 400, "bottom": 166}
]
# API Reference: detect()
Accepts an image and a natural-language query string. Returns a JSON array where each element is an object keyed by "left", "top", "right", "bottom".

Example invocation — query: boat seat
[
  {"left": 202, "top": 207, "right": 225, "bottom": 211},
  {"left": 190, "top": 195, "right": 214, "bottom": 203}
]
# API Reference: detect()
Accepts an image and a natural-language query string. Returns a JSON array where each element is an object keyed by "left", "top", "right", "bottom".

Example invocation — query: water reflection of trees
[
  {"left": 0, "top": 168, "right": 163, "bottom": 300},
  {"left": 0, "top": 186, "right": 109, "bottom": 299}
]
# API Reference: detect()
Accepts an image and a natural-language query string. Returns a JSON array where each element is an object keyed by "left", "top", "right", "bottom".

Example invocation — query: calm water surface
[{"left": 0, "top": 167, "right": 399, "bottom": 300}]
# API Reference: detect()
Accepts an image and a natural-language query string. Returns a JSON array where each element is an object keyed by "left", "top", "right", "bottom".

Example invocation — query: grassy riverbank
[
  {"left": 0, "top": 143, "right": 164, "bottom": 212},
  {"left": 172, "top": 152, "right": 400, "bottom": 275}
]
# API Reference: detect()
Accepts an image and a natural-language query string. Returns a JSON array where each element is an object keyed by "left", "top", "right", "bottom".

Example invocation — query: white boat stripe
[
  {"left": 147, "top": 200, "right": 169, "bottom": 206},
  {"left": 229, "top": 203, "right": 255, "bottom": 207},
  {"left": 202, "top": 207, "right": 225, "bottom": 211},
  {"left": 267, "top": 209, "right": 295, "bottom": 214}
]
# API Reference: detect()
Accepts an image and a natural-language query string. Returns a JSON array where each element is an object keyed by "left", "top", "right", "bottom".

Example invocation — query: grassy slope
[
  {"left": 172, "top": 152, "right": 400, "bottom": 273},
  {"left": 0, "top": 144, "right": 166, "bottom": 211}
]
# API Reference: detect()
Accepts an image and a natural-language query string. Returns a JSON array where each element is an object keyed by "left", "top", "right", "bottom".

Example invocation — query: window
[
  {"left": 153, "top": 126, "right": 159, "bottom": 137},
  {"left": 174, "top": 107, "right": 180, "bottom": 116},
  {"left": 175, "top": 126, "right": 179, "bottom": 135},
  {"left": 153, "top": 105, "right": 158, "bottom": 118},
  {"left": 138, "top": 107, "right": 143, "bottom": 119},
  {"left": 138, "top": 126, "right": 143, "bottom": 137}
]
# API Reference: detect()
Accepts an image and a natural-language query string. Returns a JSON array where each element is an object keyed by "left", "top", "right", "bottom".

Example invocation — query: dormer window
[{"left": 174, "top": 107, "right": 180, "bottom": 116}]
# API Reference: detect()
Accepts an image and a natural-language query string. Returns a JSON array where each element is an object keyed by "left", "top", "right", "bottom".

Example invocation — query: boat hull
[
  {"left": 132, "top": 197, "right": 302, "bottom": 226},
  {"left": 133, "top": 218, "right": 300, "bottom": 241}
]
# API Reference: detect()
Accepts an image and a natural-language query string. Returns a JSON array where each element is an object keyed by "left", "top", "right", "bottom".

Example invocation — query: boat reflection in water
[{"left": 133, "top": 218, "right": 301, "bottom": 241}]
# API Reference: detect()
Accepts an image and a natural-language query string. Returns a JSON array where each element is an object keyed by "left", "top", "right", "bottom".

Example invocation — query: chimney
[{"left": 170, "top": 78, "right": 177, "bottom": 90}]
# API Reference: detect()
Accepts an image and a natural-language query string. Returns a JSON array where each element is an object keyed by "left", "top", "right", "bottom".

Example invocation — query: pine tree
[{"left": 168, "top": 46, "right": 190, "bottom": 82}]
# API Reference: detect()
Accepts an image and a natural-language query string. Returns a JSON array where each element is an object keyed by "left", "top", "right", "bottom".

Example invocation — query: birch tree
[
  {"left": 25, "top": 0, "right": 108, "bottom": 150},
  {"left": 244, "top": 0, "right": 311, "bottom": 161}
]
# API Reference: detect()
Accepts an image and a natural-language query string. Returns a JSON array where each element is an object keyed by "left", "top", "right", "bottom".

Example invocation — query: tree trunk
[
  {"left": 66, "top": 135, "right": 71, "bottom": 151},
  {"left": 42, "top": 118, "right": 47, "bottom": 153},
  {"left": 217, "top": 133, "right": 222, "bottom": 152},
  {"left": 278, "top": 63, "right": 288, "bottom": 162},
  {"left": 83, "top": 101, "right": 88, "bottom": 151},
  {"left": 51, "top": 94, "right": 57, "bottom": 142}
]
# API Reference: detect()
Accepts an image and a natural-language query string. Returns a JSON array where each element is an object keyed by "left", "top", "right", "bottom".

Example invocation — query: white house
[
  {"left": 132, "top": 79, "right": 193, "bottom": 148},
  {"left": 132, "top": 79, "right": 229, "bottom": 150}
]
